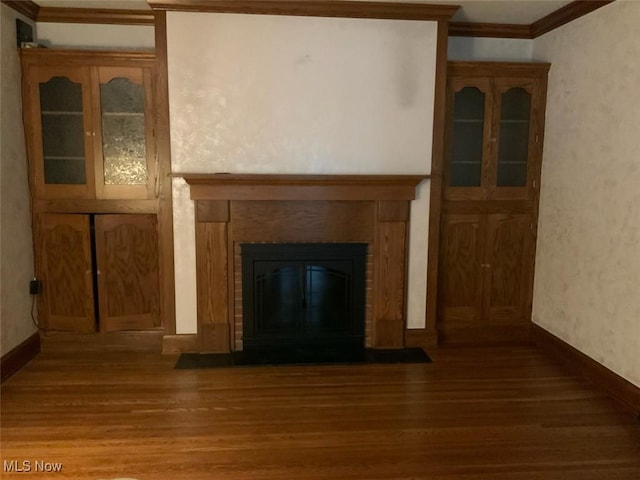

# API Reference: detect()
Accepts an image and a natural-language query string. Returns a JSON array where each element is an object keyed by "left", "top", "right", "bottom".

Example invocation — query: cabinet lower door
[
  {"left": 483, "top": 213, "right": 533, "bottom": 324},
  {"left": 438, "top": 214, "right": 485, "bottom": 325},
  {"left": 94, "top": 214, "right": 159, "bottom": 331},
  {"left": 39, "top": 214, "right": 95, "bottom": 332}
]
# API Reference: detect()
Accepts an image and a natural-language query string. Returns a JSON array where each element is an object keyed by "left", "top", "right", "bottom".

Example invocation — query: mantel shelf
[{"left": 179, "top": 173, "right": 429, "bottom": 201}]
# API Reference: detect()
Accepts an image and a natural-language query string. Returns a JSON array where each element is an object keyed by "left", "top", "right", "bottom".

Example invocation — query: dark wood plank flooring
[{"left": 2, "top": 340, "right": 639, "bottom": 479}]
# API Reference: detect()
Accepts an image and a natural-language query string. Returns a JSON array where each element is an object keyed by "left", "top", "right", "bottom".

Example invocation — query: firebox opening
[{"left": 241, "top": 243, "right": 367, "bottom": 352}]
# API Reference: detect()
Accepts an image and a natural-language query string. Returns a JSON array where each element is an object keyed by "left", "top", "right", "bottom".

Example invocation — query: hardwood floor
[{"left": 2, "top": 339, "right": 639, "bottom": 479}]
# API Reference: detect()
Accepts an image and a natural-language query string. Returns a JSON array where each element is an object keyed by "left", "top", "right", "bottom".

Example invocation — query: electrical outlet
[{"left": 29, "top": 279, "right": 42, "bottom": 295}]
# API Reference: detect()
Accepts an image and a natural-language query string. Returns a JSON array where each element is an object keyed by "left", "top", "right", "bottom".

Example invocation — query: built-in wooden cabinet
[
  {"left": 38, "top": 213, "right": 159, "bottom": 332},
  {"left": 21, "top": 49, "right": 163, "bottom": 334},
  {"left": 445, "top": 66, "right": 547, "bottom": 203},
  {"left": 438, "top": 62, "right": 549, "bottom": 344},
  {"left": 439, "top": 213, "right": 534, "bottom": 343},
  {"left": 22, "top": 52, "right": 156, "bottom": 200}
]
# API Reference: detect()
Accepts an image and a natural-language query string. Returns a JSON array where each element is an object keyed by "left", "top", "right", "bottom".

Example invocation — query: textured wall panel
[
  {"left": 532, "top": 1, "right": 640, "bottom": 387},
  {"left": 167, "top": 13, "right": 437, "bottom": 333}
]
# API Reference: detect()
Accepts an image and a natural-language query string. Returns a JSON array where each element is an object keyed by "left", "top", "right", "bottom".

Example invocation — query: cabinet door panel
[
  {"left": 93, "top": 67, "right": 155, "bottom": 200},
  {"left": 489, "top": 78, "right": 538, "bottom": 200},
  {"left": 95, "top": 214, "right": 160, "bottom": 331},
  {"left": 438, "top": 214, "right": 485, "bottom": 323},
  {"left": 28, "top": 67, "right": 95, "bottom": 199},
  {"left": 39, "top": 214, "right": 95, "bottom": 332},
  {"left": 483, "top": 213, "right": 533, "bottom": 322},
  {"left": 444, "top": 78, "right": 493, "bottom": 201}
]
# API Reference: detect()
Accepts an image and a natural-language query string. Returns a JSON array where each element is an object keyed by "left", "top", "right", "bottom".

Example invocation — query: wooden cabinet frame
[
  {"left": 21, "top": 49, "right": 174, "bottom": 337},
  {"left": 438, "top": 62, "right": 550, "bottom": 345},
  {"left": 21, "top": 50, "right": 158, "bottom": 201},
  {"left": 444, "top": 63, "right": 549, "bottom": 203}
]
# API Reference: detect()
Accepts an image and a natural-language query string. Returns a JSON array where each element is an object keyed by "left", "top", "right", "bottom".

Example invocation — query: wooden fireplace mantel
[
  {"left": 182, "top": 173, "right": 428, "bottom": 353},
  {"left": 181, "top": 173, "right": 428, "bottom": 201}
]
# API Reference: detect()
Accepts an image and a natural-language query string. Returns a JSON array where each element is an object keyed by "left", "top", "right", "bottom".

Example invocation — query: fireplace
[
  {"left": 183, "top": 174, "right": 426, "bottom": 353},
  {"left": 241, "top": 243, "right": 367, "bottom": 350}
]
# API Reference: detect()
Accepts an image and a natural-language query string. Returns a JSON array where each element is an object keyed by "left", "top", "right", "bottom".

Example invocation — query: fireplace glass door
[{"left": 241, "top": 243, "right": 367, "bottom": 350}]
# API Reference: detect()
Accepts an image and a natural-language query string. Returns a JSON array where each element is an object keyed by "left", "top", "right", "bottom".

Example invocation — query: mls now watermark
[{"left": 3, "top": 460, "right": 63, "bottom": 473}]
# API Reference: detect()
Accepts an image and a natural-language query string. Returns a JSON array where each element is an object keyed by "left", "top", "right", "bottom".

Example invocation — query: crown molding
[
  {"left": 148, "top": 1, "right": 459, "bottom": 21},
  {"left": 449, "top": 22, "right": 532, "bottom": 39},
  {"left": 36, "top": 7, "right": 155, "bottom": 25},
  {"left": 451, "top": 0, "right": 615, "bottom": 40},
  {"left": 3, "top": 0, "right": 613, "bottom": 35},
  {"left": 531, "top": 0, "right": 614, "bottom": 38},
  {"left": 1, "top": 0, "right": 39, "bottom": 20}
]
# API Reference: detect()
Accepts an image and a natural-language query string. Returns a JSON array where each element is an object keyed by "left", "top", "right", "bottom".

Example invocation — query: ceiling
[{"left": 33, "top": 0, "right": 576, "bottom": 25}]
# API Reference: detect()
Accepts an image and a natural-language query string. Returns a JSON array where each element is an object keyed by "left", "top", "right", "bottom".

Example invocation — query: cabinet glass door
[
  {"left": 491, "top": 80, "right": 536, "bottom": 200},
  {"left": 446, "top": 78, "right": 491, "bottom": 201},
  {"left": 33, "top": 67, "right": 93, "bottom": 198},
  {"left": 95, "top": 67, "right": 154, "bottom": 199},
  {"left": 40, "top": 77, "right": 86, "bottom": 184},
  {"left": 497, "top": 87, "right": 531, "bottom": 187}
]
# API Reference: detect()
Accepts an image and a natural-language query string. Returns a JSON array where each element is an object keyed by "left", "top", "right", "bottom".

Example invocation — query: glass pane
[
  {"left": 43, "top": 159, "right": 86, "bottom": 185},
  {"left": 450, "top": 87, "right": 485, "bottom": 187},
  {"left": 101, "top": 116, "right": 147, "bottom": 185},
  {"left": 100, "top": 77, "right": 144, "bottom": 113},
  {"left": 39, "top": 76, "right": 83, "bottom": 112},
  {"left": 256, "top": 266, "right": 303, "bottom": 334},
  {"left": 39, "top": 77, "right": 86, "bottom": 185},
  {"left": 497, "top": 88, "right": 531, "bottom": 187},
  {"left": 100, "top": 78, "right": 148, "bottom": 186},
  {"left": 306, "top": 265, "right": 349, "bottom": 333}
]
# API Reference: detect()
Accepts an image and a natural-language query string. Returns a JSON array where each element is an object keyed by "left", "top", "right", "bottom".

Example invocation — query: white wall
[
  {"left": 167, "top": 12, "right": 438, "bottom": 334},
  {"left": 1, "top": 5, "right": 37, "bottom": 354},
  {"left": 448, "top": 36, "right": 532, "bottom": 61},
  {"left": 37, "top": 22, "right": 154, "bottom": 49},
  {"left": 532, "top": 0, "right": 640, "bottom": 387}
]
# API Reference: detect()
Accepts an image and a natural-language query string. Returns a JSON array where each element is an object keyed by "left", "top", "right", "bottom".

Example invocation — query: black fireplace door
[{"left": 241, "top": 243, "right": 367, "bottom": 350}]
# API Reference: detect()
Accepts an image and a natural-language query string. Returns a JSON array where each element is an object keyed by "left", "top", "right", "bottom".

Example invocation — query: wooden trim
[
  {"left": 449, "top": 22, "right": 532, "bottom": 39},
  {"left": 20, "top": 49, "right": 156, "bottom": 66},
  {"left": 37, "top": 7, "right": 155, "bottom": 25},
  {"left": 1, "top": 332, "right": 41, "bottom": 383},
  {"left": 448, "top": 1, "right": 612, "bottom": 40},
  {"left": 1, "top": 0, "right": 39, "bottom": 20},
  {"left": 425, "top": 21, "right": 449, "bottom": 348},
  {"left": 42, "top": 331, "right": 163, "bottom": 352},
  {"left": 34, "top": 199, "right": 158, "bottom": 214},
  {"left": 405, "top": 328, "right": 436, "bottom": 350},
  {"left": 531, "top": 0, "right": 614, "bottom": 38},
  {"left": 531, "top": 324, "right": 640, "bottom": 417},
  {"left": 155, "top": 11, "right": 177, "bottom": 336},
  {"left": 181, "top": 174, "right": 427, "bottom": 201},
  {"left": 196, "top": 222, "right": 230, "bottom": 352},
  {"left": 162, "top": 334, "right": 199, "bottom": 354},
  {"left": 148, "top": 0, "right": 459, "bottom": 20},
  {"left": 376, "top": 201, "right": 409, "bottom": 222},
  {"left": 196, "top": 200, "right": 230, "bottom": 223},
  {"left": 448, "top": 61, "right": 551, "bottom": 78}
]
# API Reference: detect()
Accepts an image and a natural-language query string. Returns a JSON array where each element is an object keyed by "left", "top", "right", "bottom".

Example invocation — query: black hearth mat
[{"left": 175, "top": 347, "right": 431, "bottom": 369}]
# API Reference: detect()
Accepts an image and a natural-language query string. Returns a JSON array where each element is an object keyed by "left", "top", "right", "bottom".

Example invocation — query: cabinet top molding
[
  {"left": 180, "top": 173, "right": 429, "bottom": 201},
  {"left": 448, "top": 61, "right": 551, "bottom": 77},
  {"left": 147, "top": 1, "right": 459, "bottom": 21},
  {"left": 20, "top": 48, "right": 156, "bottom": 66}
]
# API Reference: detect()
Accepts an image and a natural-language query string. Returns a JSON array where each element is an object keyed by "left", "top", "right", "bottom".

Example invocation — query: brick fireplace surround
[{"left": 183, "top": 174, "right": 427, "bottom": 353}]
